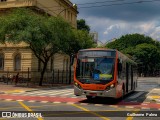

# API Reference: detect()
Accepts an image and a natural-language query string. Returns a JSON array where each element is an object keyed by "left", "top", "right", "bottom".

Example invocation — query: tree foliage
[
  {"left": 61, "top": 29, "right": 95, "bottom": 55},
  {"left": 106, "top": 33, "right": 155, "bottom": 50},
  {"left": 106, "top": 33, "right": 160, "bottom": 76},
  {"left": 134, "top": 43, "right": 160, "bottom": 76},
  {"left": 0, "top": 8, "right": 95, "bottom": 85},
  {"left": 77, "top": 19, "right": 90, "bottom": 32}
]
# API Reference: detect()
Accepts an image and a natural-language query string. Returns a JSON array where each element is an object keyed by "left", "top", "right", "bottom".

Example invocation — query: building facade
[{"left": 0, "top": 0, "right": 78, "bottom": 83}]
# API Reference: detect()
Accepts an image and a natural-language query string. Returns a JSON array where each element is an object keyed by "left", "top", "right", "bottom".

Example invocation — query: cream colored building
[{"left": 0, "top": 0, "right": 78, "bottom": 83}]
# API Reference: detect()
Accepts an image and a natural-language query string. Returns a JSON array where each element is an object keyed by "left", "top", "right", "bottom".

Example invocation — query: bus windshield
[{"left": 76, "top": 57, "right": 115, "bottom": 84}]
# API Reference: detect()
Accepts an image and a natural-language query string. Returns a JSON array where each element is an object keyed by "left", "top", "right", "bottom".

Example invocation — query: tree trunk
[
  {"left": 69, "top": 54, "right": 72, "bottom": 84},
  {"left": 39, "top": 62, "right": 48, "bottom": 86}
]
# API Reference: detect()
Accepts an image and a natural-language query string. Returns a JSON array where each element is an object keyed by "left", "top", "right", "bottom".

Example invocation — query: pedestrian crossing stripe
[{"left": 11, "top": 88, "right": 77, "bottom": 97}]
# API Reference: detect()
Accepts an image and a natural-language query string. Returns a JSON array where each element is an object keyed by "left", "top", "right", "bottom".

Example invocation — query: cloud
[
  {"left": 70, "top": 0, "right": 160, "bottom": 42},
  {"left": 72, "top": 0, "right": 160, "bottom": 22},
  {"left": 150, "top": 26, "right": 160, "bottom": 40},
  {"left": 85, "top": 16, "right": 160, "bottom": 42}
]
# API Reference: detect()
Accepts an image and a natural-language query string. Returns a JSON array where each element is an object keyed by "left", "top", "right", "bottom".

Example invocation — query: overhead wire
[
  {"left": 77, "top": 0, "right": 160, "bottom": 9},
  {"left": 77, "top": 0, "right": 127, "bottom": 6},
  {"left": 34, "top": 0, "right": 160, "bottom": 12}
]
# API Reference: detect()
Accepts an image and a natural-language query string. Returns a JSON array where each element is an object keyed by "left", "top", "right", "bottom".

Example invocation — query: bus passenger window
[{"left": 118, "top": 59, "right": 122, "bottom": 77}]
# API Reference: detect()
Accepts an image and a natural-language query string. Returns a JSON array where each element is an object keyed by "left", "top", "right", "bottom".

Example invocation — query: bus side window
[
  {"left": 76, "top": 59, "right": 80, "bottom": 76},
  {"left": 118, "top": 59, "right": 122, "bottom": 78}
]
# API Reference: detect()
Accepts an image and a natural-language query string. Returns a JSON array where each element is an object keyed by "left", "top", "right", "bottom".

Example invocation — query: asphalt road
[{"left": 0, "top": 77, "right": 159, "bottom": 120}]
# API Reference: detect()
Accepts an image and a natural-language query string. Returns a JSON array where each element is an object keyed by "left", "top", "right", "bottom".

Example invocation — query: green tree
[
  {"left": 0, "top": 8, "right": 96, "bottom": 85},
  {"left": 77, "top": 19, "right": 90, "bottom": 32},
  {"left": 0, "top": 8, "right": 73, "bottom": 86},
  {"left": 106, "top": 33, "right": 160, "bottom": 76},
  {"left": 61, "top": 29, "right": 95, "bottom": 83},
  {"left": 106, "top": 33, "right": 155, "bottom": 50},
  {"left": 134, "top": 43, "right": 160, "bottom": 76}
]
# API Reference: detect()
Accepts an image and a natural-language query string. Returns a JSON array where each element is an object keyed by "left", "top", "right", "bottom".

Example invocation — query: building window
[
  {"left": 14, "top": 53, "right": 21, "bottom": 71},
  {"left": 0, "top": 54, "right": 4, "bottom": 70}
]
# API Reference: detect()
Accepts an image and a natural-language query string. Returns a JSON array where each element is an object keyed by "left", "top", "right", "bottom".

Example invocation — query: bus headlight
[
  {"left": 74, "top": 82, "right": 81, "bottom": 89},
  {"left": 110, "top": 84, "right": 114, "bottom": 88},
  {"left": 75, "top": 82, "right": 78, "bottom": 86}
]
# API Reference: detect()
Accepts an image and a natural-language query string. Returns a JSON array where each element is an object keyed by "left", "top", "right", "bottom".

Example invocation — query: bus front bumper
[{"left": 74, "top": 85, "right": 117, "bottom": 98}]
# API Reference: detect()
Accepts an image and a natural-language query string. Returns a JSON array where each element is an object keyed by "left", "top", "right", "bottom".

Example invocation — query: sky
[{"left": 70, "top": 0, "right": 160, "bottom": 44}]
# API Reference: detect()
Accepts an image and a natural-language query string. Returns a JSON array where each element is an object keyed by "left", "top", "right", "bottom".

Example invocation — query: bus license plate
[{"left": 90, "top": 93, "right": 97, "bottom": 96}]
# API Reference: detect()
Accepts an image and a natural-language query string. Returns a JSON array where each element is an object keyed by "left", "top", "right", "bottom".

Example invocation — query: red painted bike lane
[
  {"left": 0, "top": 94, "right": 160, "bottom": 109},
  {"left": 0, "top": 94, "right": 85, "bottom": 103}
]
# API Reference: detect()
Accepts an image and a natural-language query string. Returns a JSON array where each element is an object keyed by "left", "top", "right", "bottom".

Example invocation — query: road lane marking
[
  {"left": 12, "top": 89, "right": 73, "bottom": 96},
  {"left": 5, "top": 99, "right": 13, "bottom": 101},
  {"left": 5, "top": 90, "right": 25, "bottom": 94},
  {"left": 66, "top": 102, "right": 75, "bottom": 104},
  {"left": 109, "top": 105, "right": 118, "bottom": 108},
  {"left": 17, "top": 100, "right": 24, "bottom": 101},
  {"left": 40, "top": 101, "right": 48, "bottom": 103},
  {"left": 28, "top": 100, "right": 36, "bottom": 102},
  {"left": 95, "top": 104, "right": 103, "bottom": 106},
  {"left": 53, "top": 102, "right": 61, "bottom": 104},
  {"left": 148, "top": 96, "right": 160, "bottom": 99},
  {"left": 18, "top": 101, "right": 43, "bottom": 120},
  {"left": 125, "top": 106, "right": 134, "bottom": 109},
  {"left": 141, "top": 107, "right": 150, "bottom": 110},
  {"left": 0, "top": 106, "right": 29, "bottom": 110},
  {"left": 72, "top": 104, "right": 110, "bottom": 120}
]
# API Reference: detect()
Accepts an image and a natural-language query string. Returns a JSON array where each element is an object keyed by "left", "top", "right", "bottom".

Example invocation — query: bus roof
[
  {"left": 79, "top": 48, "right": 116, "bottom": 52},
  {"left": 78, "top": 48, "right": 137, "bottom": 65}
]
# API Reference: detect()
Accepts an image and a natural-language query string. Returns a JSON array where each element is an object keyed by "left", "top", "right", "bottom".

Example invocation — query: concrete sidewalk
[
  {"left": 146, "top": 88, "right": 160, "bottom": 102},
  {"left": 0, "top": 82, "right": 73, "bottom": 94},
  {"left": 138, "top": 77, "right": 160, "bottom": 102}
]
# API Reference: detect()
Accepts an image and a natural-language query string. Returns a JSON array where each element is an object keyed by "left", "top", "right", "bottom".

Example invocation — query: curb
[{"left": 26, "top": 85, "right": 73, "bottom": 91}]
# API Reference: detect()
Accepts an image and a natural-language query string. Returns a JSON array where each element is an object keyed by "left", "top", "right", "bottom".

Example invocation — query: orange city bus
[{"left": 73, "top": 48, "right": 138, "bottom": 100}]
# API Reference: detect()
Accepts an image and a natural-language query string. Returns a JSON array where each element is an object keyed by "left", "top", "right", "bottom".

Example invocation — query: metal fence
[{"left": 0, "top": 69, "right": 73, "bottom": 86}]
